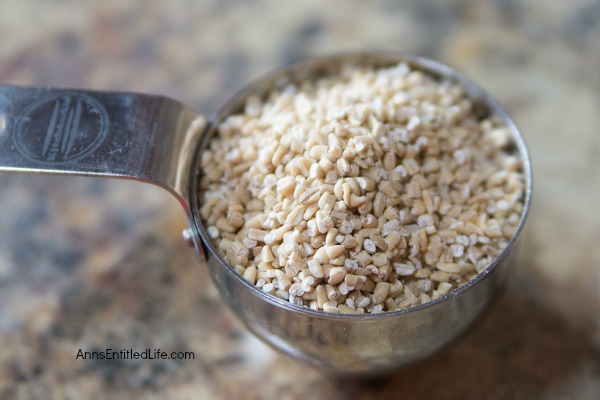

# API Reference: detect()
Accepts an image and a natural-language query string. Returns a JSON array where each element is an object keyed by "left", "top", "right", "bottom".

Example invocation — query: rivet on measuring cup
[{"left": 182, "top": 228, "right": 195, "bottom": 247}]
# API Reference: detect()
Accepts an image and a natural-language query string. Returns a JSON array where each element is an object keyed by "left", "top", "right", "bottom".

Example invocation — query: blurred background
[{"left": 0, "top": 1, "right": 599, "bottom": 399}]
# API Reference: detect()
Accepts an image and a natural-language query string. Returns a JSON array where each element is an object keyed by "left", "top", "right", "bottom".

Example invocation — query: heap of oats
[{"left": 199, "top": 63, "right": 525, "bottom": 314}]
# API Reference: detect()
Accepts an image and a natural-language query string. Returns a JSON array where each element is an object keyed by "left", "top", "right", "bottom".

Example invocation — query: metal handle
[{"left": 0, "top": 85, "right": 205, "bottom": 229}]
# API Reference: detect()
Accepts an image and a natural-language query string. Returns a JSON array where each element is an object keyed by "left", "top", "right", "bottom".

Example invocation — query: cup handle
[{"left": 0, "top": 84, "right": 206, "bottom": 254}]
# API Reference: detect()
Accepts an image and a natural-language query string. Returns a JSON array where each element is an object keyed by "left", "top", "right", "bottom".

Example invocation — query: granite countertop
[{"left": 1, "top": 1, "right": 599, "bottom": 399}]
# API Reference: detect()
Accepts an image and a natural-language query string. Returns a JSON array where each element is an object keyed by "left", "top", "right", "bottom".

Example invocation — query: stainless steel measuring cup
[{"left": 0, "top": 52, "right": 532, "bottom": 374}]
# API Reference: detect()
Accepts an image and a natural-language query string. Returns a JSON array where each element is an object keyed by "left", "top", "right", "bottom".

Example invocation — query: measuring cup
[{"left": 0, "top": 52, "right": 532, "bottom": 374}]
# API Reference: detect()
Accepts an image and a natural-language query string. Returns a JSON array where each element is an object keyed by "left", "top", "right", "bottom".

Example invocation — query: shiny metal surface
[
  {"left": 190, "top": 53, "right": 532, "bottom": 374},
  {"left": 0, "top": 52, "right": 532, "bottom": 375},
  {"left": 0, "top": 85, "right": 204, "bottom": 232}
]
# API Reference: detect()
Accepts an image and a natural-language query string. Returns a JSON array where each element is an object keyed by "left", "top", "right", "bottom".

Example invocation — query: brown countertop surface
[{"left": 1, "top": 1, "right": 599, "bottom": 399}]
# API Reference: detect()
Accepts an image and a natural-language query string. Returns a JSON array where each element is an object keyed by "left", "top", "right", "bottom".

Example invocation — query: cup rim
[{"left": 189, "top": 50, "right": 533, "bottom": 320}]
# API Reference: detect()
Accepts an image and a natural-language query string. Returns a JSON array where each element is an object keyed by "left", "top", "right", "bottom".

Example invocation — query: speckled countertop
[{"left": 1, "top": 1, "right": 599, "bottom": 399}]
